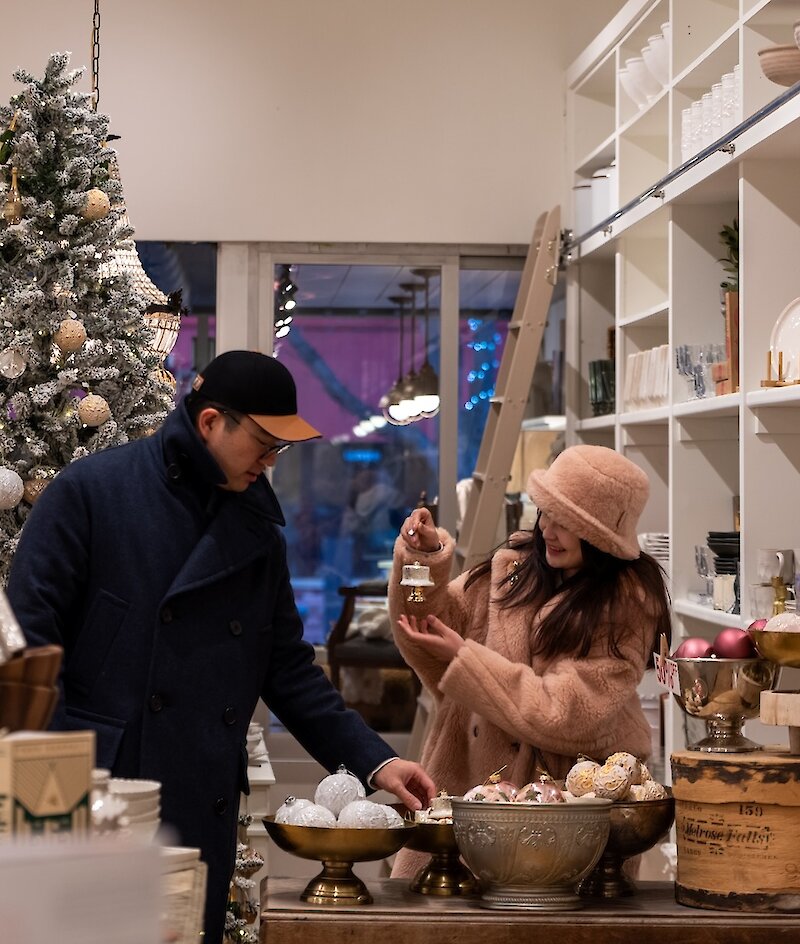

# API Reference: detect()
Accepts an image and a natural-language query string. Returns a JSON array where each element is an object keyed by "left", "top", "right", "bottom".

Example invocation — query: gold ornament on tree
[
  {"left": 22, "top": 466, "right": 58, "bottom": 505},
  {"left": 80, "top": 187, "right": 111, "bottom": 221},
  {"left": 77, "top": 393, "right": 111, "bottom": 427},
  {"left": 0, "top": 347, "right": 26, "bottom": 379},
  {"left": 54, "top": 318, "right": 87, "bottom": 353},
  {"left": 2, "top": 166, "right": 22, "bottom": 225}
]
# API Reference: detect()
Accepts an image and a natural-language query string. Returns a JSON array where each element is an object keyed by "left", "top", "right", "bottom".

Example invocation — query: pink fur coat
[{"left": 389, "top": 530, "right": 656, "bottom": 878}]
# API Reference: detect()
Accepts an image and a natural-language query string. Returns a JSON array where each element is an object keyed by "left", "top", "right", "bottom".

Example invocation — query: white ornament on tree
[
  {"left": 77, "top": 393, "right": 111, "bottom": 427},
  {"left": 54, "top": 318, "right": 87, "bottom": 353},
  {"left": 314, "top": 766, "right": 366, "bottom": 817},
  {"left": 0, "top": 467, "right": 24, "bottom": 510},
  {"left": 80, "top": 187, "right": 111, "bottom": 221},
  {"left": 0, "top": 347, "right": 26, "bottom": 379}
]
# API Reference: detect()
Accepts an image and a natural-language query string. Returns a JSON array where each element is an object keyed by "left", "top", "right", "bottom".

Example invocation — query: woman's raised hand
[{"left": 401, "top": 506, "right": 439, "bottom": 553}]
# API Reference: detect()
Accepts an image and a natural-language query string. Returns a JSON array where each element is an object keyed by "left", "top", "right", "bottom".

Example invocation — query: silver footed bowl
[
  {"left": 672, "top": 656, "right": 778, "bottom": 752},
  {"left": 451, "top": 798, "right": 611, "bottom": 911},
  {"left": 263, "top": 816, "right": 416, "bottom": 905}
]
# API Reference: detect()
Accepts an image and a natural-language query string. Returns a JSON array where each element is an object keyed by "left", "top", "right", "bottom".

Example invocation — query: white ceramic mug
[{"left": 756, "top": 549, "right": 793, "bottom": 584}]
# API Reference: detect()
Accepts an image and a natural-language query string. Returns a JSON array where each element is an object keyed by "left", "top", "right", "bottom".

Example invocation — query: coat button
[
  {"left": 229, "top": 620, "right": 243, "bottom": 637},
  {"left": 223, "top": 707, "right": 237, "bottom": 726},
  {"left": 161, "top": 607, "right": 173, "bottom": 624},
  {"left": 149, "top": 693, "right": 164, "bottom": 713},
  {"left": 166, "top": 463, "right": 182, "bottom": 481},
  {"left": 214, "top": 797, "right": 228, "bottom": 815}
]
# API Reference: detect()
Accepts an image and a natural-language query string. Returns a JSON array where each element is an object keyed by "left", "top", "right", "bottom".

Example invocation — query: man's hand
[{"left": 372, "top": 758, "right": 436, "bottom": 811}]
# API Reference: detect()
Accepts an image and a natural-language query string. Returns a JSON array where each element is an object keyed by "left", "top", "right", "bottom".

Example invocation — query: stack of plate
[
  {"left": 108, "top": 777, "right": 161, "bottom": 842},
  {"left": 638, "top": 532, "right": 670, "bottom": 562},
  {"left": 707, "top": 530, "right": 739, "bottom": 574}
]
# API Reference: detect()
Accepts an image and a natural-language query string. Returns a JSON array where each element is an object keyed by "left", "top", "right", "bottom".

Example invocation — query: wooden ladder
[{"left": 455, "top": 205, "right": 561, "bottom": 574}]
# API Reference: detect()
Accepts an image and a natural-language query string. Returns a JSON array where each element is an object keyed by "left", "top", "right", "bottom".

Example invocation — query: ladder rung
[
  {"left": 489, "top": 395, "right": 505, "bottom": 404},
  {"left": 472, "top": 471, "right": 485, "bottom": 482}
]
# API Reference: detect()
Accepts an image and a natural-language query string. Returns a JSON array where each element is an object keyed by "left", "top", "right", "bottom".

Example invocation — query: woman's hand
[
  {"left": 396, "top": 614, "right": 464, "bottom": 662},
  {"left": 400, "top": 507, "right": 440, "bottom": 554}
]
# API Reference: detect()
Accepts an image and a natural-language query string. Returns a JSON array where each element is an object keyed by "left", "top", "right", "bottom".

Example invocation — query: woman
[{"left": 389, "top": 445, "right": 670, "bottom": 875}]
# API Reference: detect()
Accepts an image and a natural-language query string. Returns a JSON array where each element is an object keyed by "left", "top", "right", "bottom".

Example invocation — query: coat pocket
[
  {"left": 66, "top": 589, "right": 129, "bottom": 697},
  {"left": 63, "top": 704, "right": 126, "bottom": 771}
]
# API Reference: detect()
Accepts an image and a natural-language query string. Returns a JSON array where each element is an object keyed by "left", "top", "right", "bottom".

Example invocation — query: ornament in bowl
[
  {"left": 670, "top": 630, "right": 778, "bottom": 751},
  {"left": 400, "top": 793, "right": 477, "bottom": 897},
  {"left": 263, "top": 767, "right": 416, "bottom": 905}
]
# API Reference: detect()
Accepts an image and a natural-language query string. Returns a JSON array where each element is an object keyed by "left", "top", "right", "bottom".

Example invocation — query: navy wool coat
[{"left": 7, "top": 402, "right": 396, "bottom": 944}]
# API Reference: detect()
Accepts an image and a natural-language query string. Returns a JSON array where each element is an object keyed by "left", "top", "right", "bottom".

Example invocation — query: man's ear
[{"left": 196, "top": 406, "right": 222, "bottom": 443}]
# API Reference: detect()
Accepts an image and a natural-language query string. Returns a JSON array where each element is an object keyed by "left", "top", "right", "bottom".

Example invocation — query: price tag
[{"left": 652, "top": 652, "right": 681, "bottom": 695}]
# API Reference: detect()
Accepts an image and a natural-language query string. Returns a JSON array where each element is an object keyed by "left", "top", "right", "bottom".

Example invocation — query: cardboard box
[{"left": 0, "top": 730, "right": 94, "bottom": 837}]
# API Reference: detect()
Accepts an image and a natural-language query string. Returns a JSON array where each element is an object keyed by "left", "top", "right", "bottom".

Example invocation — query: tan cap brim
[{"left": 249, "top": 413, "right": 322, "bottom": 442}]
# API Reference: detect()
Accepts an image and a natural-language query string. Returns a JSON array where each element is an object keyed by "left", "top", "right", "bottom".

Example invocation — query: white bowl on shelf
[
  {"left": 625, "top": 57, "right": 661, "bottom": 101},
  {"left": 643, "top": 34, "right": 669, "bottom": 85},
  {"left": 619, "top": 67, "right": 648, "bottom": 108},
  {"left": 770, "top": 295, "right": 800, "bottom": 381}
]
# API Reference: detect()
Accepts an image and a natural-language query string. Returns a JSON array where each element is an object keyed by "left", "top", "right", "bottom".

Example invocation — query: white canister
[
  {"left": 590, "top": 171, "right": 610, "bottom": 227},
  {"left": 572, "top": 182, "right": 592, "bottom": 234}
]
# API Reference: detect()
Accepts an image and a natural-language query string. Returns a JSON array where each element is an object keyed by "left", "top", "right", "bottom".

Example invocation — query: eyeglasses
[{"left": 217, "top": 410, "right": 293, "bottom": 459}]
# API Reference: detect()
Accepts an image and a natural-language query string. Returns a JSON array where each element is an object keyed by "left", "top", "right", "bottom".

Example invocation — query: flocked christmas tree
[{"left": 0, "top": 53, "right": 173, "bottom": 580}]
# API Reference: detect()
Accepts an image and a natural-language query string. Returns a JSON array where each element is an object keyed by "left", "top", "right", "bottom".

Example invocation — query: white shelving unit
[{"left": 565, "top": 0, "right": 800, "bottom": 766}]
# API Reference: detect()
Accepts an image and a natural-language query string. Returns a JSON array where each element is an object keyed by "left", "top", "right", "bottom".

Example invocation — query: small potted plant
[{"left": 718, "top": 217, "right": 739, "bottom": 392}]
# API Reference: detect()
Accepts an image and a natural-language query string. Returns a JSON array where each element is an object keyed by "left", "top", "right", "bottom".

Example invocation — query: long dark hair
[{"left": 464, "top": 516, "right": 671, "bottom": 661}]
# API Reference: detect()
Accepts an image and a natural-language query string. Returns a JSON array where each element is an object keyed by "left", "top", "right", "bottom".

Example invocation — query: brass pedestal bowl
[
  {"left": 263, "top": 816, "right": 416, "bottom": 905},
  {"left": 579, "top": 794, "right": 675, "bottom": 898},
  {"left": 403, "top": 820, "right": 478, "bottom": 896}
]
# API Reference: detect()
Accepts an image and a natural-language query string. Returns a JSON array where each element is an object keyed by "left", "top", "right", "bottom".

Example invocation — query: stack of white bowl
[
  {"left": 619, "top": 23, "right": 670, "bottom": 110},
  {"left": 108, "top": 777, "right": 162, "bottom": 842}
]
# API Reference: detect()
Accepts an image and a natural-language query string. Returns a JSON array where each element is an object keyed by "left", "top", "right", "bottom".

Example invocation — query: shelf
[
  {"left": 673, "top": 392, "right": 740, "bottom": 418},
  {"left": 619, "top": 406, "right": 670, "bottom": 426},
  {"left": 673, "top": 598, "right": 747, "bottom": 628},
  {"left": 574, "top": 133, "right": 617, "bottom": 180},
  {"left": 620, "top": 301, "right": 669, "bottom": 327},
  {"left": 575, "top": 414, "right": 616, "bottom": 431},
  {"left": 746, "top": 385, "right": 800, "bottom": 408}
]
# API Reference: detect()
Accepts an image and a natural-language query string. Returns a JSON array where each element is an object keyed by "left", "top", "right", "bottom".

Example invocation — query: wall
[{"left": 2, "top": 0, "right": 624, "bottom": 245}]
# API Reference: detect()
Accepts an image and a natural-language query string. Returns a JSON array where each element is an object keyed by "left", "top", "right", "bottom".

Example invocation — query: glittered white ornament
[
  {"left": 0, "top": 347, "right": 26, "bottom": 379},
  {"left": 289, "top": 803, "right": 336, "bottom": 828},
  {"left": 314, "top": 765, "right": 366, "bottom": 816},
  {"left": 337, "top": 800, "right": 390, "bottom": 829},
  {"left": 274, "top": 796, "right": 313, "bottom": 824},
  {"left": 78, "top": 394, "right": 111, "bottom": 427},
  {"left": 565, "top": 759, "right": 600, "bottom": 797},
  {"left": 0, "top": 467, "right": 24, "bottom": 510},
  {"left": 54, "top": 318, "right": 87, "bottom": 353},
  {"left": 80, "top": 187, "right": 111, "bottom": 221},
  {"left": 379, "top": 804, "right": 405, "bottom": 828}
]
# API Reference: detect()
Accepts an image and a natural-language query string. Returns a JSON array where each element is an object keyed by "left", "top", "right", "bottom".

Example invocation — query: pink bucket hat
[{"left": 526, "top": 445, "right": 649, "bottom": 560}]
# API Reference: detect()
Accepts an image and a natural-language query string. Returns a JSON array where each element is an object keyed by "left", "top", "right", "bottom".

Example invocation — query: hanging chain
[{"left": 91, "top": 0, "right": 101, "bottom": 110}]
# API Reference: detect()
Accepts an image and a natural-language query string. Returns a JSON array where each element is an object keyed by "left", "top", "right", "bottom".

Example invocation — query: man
[{"left": 7, "top": 350, "right": 434, "bottom": 944}]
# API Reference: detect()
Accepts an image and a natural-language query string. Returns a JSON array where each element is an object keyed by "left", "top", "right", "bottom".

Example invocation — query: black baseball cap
[{"left": 190, "top": 350, "right": 321, "bottom": 442}]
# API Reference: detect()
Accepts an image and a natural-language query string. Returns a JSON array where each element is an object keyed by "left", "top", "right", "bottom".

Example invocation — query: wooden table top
[{"left": 260, "top": 878, "right": 800, "bottom": 944}]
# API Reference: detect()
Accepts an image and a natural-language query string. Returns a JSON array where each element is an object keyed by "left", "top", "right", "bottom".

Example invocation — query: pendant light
[
  {"left": 411, "top": 267, "right": 440, "bottom": 417},
  {"left": 397, "top": 280, "right": 423, "bottom": 421},
  {"left": 379, "top": 294, "right": 411, "bottom": 425}
]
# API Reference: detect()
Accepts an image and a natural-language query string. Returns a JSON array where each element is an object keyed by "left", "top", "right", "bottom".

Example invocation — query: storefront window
[{"left": 270, "top": 263, "right": 440, "bottom": 644}]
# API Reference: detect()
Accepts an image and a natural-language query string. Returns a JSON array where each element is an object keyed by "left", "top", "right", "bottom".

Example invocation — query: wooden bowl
[{"left": 758, "top": 45, "right": 800, "bottom": 87}]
